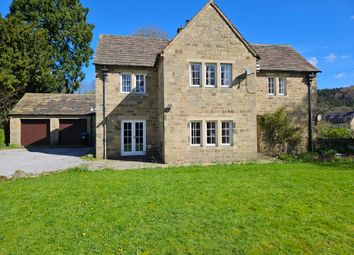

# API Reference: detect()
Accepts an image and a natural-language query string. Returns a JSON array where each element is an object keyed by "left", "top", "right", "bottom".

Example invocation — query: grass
[
  {"left": 0, "top": 162, "right": 353, "bottom": 254},
  {"left": 0, "top": 144, "right": 20, "bottom": 150}
]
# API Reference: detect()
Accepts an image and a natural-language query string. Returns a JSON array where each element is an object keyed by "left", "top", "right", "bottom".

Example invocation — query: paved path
[{"left": 0, "top": 147, "right": 93, "bottom": 177}]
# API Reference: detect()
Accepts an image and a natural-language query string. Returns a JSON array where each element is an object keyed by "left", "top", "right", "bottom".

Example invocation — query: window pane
[
  {"left": 206, "top": 64, "right": 216, "bottom": 86},
  {"left": 268, "top": 77, "right": 275, "bottom": 95},
  {"left": 279, "top": 78, "right": 286, "bottom": 95},
  {"left": 136, "top": 75, "right": 145, "bottom": 93},
  {"left": 222, "top": 122, "right": 232, "bottom": 145},
  {"left": 191, "top": 122, "right": 201, "bottom": 145},
  {"left": 206, "top": 122, "right": 216, "bottom": 145},
  {"left": 190, "top": 64, "right": 201, "bottom": 86},
  {"left": 122, "top": 74, "right": 131, "bottom": 93},
  {"left": 221, "top": 64, "right": 232, "bottom": 86}
]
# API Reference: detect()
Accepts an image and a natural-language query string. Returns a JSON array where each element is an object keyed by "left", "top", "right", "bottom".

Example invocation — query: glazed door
[{"left": 121, "top": 120, "right": 146, "bottom": 156}]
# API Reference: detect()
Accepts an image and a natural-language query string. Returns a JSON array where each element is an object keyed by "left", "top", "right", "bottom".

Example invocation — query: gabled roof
[
  {"left": 162, "top": 0, "right": 258, "bottom": 58},
  {"left": 252, "top": 44, "right": 319, "bottom": 73},
  {"left": 94, "top": 35, "right": 170, "bottom": 67},
  {"left": 10, "top": 93, "right": 95, "bottom": 116}
]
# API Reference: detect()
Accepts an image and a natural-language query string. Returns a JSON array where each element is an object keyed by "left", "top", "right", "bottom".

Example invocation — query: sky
[{"left": 1, "top": 0, "right": 354, "bottom": 91}]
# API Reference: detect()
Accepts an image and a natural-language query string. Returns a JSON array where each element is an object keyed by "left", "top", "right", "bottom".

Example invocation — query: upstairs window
[
  {"left": 221, "top": 121, "right": 233, "bottom": 145},
  {"left": 206, "top": 121, "right": 217, "bottom": 146},
  {"left": 206, "top": 64, "right": 217, "bottom": 87},
  {"left": 121, "top": 74, "right": 132, "bottom": 93},
  {"left": 268, "top": 77, "right": 275, "bottom": 95},
  {"left": 190, "top": 122, "right": 202, "bottom": 146},
  {"left": 190, "top": 63, "right": 202, "bottom": 86},
  {"left": 136, "top": 74, "right": 146, "bottom": 94},
  {"left": 221, "top": 64, "right": 232, "bottom": 87},
  {"left": 279, "top": 78, "right": 287, "bottom": 96}
]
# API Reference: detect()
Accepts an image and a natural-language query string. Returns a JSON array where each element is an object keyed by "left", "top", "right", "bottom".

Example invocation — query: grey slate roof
[
  {"left": 94, "top": 35, "right": 170, "bottom": 67},
  {"left": 10, "top": 93, "right": 95, "bottom": 116},
  {"left": 252, "top": 44, "right": 319, "bottom": 72}
]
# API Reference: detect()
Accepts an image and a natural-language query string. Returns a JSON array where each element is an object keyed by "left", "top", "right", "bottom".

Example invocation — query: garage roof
[{"left": 10, "top": 93, "right": 95, "bottom": 116}]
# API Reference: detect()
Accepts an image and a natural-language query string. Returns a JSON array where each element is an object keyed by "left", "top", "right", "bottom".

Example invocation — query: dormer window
[
  {"left": 190, "top": 63, "right": 202, "bottom": 87},
  {"left": 206, "top": 64, "right": 217, "bottom": 87}
]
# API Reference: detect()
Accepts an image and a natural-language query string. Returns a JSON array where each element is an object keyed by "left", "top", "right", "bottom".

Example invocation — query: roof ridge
[
  {"left": 99, "top": 34, "right": 170, "bottom": 42},
  {"left": 252, "top": 43, "right": 292, "bottom": 47}
]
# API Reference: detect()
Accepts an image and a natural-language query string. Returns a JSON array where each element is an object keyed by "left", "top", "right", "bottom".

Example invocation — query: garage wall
[{"left": 10, "top": 115, "right": 95, "bottom": 147}]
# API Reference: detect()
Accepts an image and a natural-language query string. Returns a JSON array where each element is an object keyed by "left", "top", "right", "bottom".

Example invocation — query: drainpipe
[
  {"left": 101, "top": 67, "right": 109, "bottom": 159},
  {"left": 306, "top": 72, "right": 316, "bottom": 152}
]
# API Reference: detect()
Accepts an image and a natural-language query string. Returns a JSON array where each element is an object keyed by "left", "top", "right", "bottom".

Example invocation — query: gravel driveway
[{"left": 0, "top": 147, "right": 93, "bottom": 177}]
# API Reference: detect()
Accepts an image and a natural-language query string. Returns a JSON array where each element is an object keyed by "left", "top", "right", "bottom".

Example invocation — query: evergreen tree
[
  {"left": 9, "top": 0, "right": 94, "bottom": 92},
  {"left": 0, "top": 16, "right": 60, "bottom": 125}
]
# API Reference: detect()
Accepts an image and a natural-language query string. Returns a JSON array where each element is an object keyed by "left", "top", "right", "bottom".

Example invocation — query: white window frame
[
  {"left": 190, "top": 121, "right": 202, "bottom": 146},
  {"left": 205, "top": 63, "right": 217, "bottom": 87},
  {"left": 278, "top": 77, "right": 286, "bottom": 96},
  {"left": 189, "top": 63, "right": 202, "bottom": 87},
  {"left": 220, "top": 64, "right": 232, "bottom": 87},
  {"left": 206, "top": 121, "right": 217, "bottom": 146},
  {"left": 268, "top": 77, "right": 275, "bottom": 96},
  {"left": 121, "top": 74, "right": 132, "bottom": 93},
  {"left": 221, "top": 121, "right": 233, "bottom": 146},
  {"left": 135, "top": 74, "right": 146, "bottom": 94}
]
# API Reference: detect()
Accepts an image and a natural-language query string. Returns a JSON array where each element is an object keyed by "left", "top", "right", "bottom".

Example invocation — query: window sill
[{"left": 205, "top": 85, "right": 217, "bottom": 88}]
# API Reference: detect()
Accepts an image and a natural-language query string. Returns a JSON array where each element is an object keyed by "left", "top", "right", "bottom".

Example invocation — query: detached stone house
[{"left": 94, "top": 1, "right": 319, "bottom": 163}]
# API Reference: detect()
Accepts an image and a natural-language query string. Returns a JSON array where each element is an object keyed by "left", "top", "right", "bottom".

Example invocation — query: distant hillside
[{"left": 317, "top": 86, "right": 354, "bottom": 113}]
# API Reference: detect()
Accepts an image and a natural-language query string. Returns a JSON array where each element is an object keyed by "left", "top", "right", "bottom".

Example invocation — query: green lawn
[{"left": 0, "top": 162, "right": 353, "bottom": 255}]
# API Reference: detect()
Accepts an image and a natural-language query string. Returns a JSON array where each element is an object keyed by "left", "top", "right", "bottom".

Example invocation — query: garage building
[{"left": 9, "top": 93, "right": 95, "bottom": 147}]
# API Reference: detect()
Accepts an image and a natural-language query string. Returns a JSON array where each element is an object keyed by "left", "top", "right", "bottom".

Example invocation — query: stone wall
[
  {"left": 161, "top": 4, "right": 258, "bottom": 164},
  {"left": 95, "top": 66, "right": 160, "bottom": 159},
  {"left": 255, "top": 71, "right": 317, "bottom": 151}
]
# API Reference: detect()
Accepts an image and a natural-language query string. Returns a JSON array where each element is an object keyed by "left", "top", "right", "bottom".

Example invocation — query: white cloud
[
  {"left": 350, "top": 16, "right": 354, "bottom": 20},
  {"left": 335, "top": 72, "right": 345, "bottom": 79},
  {"left": 325, "top": 53, "right": 337, "bottom": 63},
  {"left": 340, "top": 55, "right": 351, "bottom": 60},
  {"left": 307, "top": 57, "right": 318, "bottom": 66}
]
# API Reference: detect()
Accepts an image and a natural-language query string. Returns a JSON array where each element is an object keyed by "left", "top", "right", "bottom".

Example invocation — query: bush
[
  {"left": 319, "top": 127, "right": 353, "bottom": 139},
  {"left": 318, "top": 149, "right": 338, "bottom": 161},
  {"left": 0, "top": 128, "right": 5, "bottom": 146},
  {"left": 261, "top": 108, "right": 301, "bottom": 156}
]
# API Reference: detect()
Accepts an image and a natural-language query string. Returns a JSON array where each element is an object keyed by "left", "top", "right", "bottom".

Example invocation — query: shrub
[
  {"left": 319, "top": 127, "right": 353, "bottom": 139},
  {"left": 318, "top": 149, "right": 338, "bottom": 161},
  {"left": 261, "top": 108, "right": 301, "bottom": 156},
  {"left": 0, "top": 128, "right": 5, "bottom": 146}
]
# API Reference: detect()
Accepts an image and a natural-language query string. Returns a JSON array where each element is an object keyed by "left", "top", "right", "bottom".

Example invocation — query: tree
[
  {"left": 8, "top": 0, "right": 94, "bottom": 93},
  {"left": 0, "top": 16, "right": 60, "bottom": 126},
  {"left": 132, "top": 27, "right": 169, "bottom": 40}
]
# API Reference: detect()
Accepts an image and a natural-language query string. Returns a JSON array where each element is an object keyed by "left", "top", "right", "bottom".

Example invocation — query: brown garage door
[
  {"left": 59, "top": 119, "right": 87, "bottom": 145},
  {"left": 21, "top": 119, "right": 50, "bottom": 146}
]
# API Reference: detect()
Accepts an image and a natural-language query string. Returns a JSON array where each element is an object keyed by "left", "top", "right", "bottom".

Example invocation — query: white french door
[{"left": 121, "top": 120, "right": 146, "bottom": 156}]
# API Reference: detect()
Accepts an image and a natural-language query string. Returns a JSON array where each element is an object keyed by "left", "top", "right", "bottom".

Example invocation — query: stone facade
[
  {"left": 94, "top": 3, "right": 318, "bottom": 163},
  {"left": 95, "top": 66, "right": 160, "bottom": 159},
  {"left": 255, "top": 72, "right": 317, "bottom": 151},
  {"left": 161, "top": 4, "right": 257, "bottom": 164}
]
